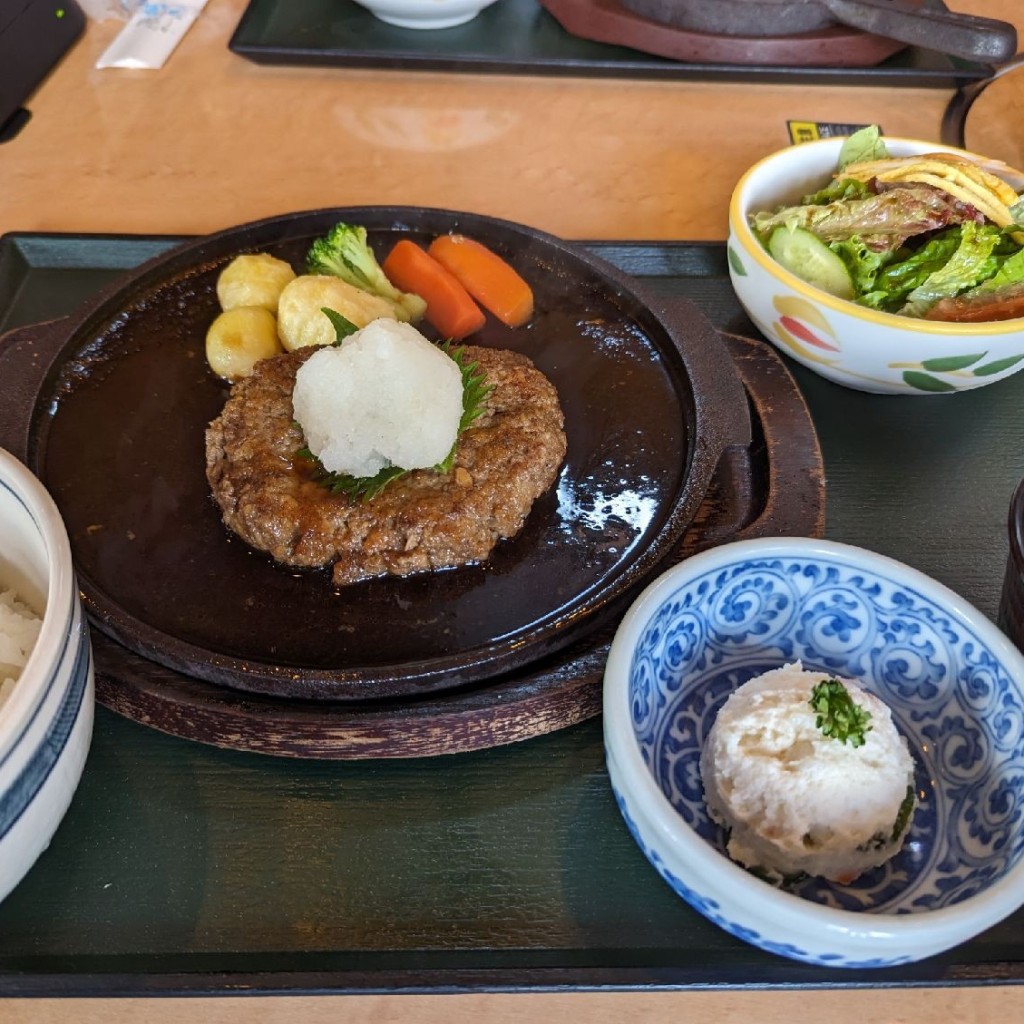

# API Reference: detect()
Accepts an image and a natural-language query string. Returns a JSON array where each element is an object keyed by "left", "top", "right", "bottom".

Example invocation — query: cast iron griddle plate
[{"left": 26, "top": 208, "right": 721, "bottom": 701}]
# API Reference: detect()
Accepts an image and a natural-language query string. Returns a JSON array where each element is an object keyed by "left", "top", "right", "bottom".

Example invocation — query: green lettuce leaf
[
  {"left": 966, "top": 244, "right": 1024, "bottom": 296},
  {"left": 857, "top": 228, "right": 962, "bottom": 310},
  {"left": 800, "top": 177, "right": 871, "bottom": 207},
  {"left": 750, "top": 185, "right": 972, "bottom": 251},
  {"left": 837, "top": 125, "right": 889, "bottom": 171},
  {"left": 900, "top": 222, "right": 1003, "bottom": 317},
  {"left": 830, "top": 235, "right": 895, "bottom": 296}
]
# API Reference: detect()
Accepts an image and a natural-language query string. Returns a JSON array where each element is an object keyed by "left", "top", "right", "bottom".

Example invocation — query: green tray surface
[
  {"left": 0, "top": 233, "right": 1022, "bottom": 995},
  {"left": 228, "top": 0, "right": 990, "bottom": 86}
]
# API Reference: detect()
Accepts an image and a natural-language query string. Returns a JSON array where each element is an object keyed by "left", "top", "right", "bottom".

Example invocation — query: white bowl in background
[
  {"left": 0, "top": 446, "right": 94, "bottom": 905},
  {"left": 351, "top": 0, "right": 501, "bottom": 29},
  {"left": 604, "top": 536, "right": 1024, "bottom": 967}
]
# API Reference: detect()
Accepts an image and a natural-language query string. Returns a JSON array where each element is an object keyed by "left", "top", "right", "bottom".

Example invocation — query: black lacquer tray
[
  {"left": 0, "top": 233, "right": 1022, "bottom": 994},
  {"left": 227, "top": 0, "right": 992, "bottom": 86}
]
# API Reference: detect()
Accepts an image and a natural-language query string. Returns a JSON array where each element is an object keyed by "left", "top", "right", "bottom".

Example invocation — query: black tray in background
[
  {"left": 227, "top": 0, "right": 992, "bottom": 87},
  {"left": 1, "top": 232, "right": 1023, "bottom": 996}
]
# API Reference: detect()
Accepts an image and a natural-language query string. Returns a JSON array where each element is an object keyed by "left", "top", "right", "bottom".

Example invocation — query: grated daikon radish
[{"left": 292, "top": 318, "right": 464, "bottom": 479}]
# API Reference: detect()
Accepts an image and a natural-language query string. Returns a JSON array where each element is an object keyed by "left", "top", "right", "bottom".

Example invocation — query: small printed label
[{"left": 787, "top": 121, "right": 879, "bottom": 145}]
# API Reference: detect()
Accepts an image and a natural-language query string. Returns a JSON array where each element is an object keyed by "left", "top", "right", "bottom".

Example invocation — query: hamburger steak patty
[{"left": 205, "top": 345, "right": 567, "bottom": 586}]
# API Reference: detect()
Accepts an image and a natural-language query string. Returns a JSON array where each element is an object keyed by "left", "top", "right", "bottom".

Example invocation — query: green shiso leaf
[
  {"left": 321, "top": 306, "right": 359, "bottom": 344},
  {"left": 296, "top": 452, "right": 405, "bottom": 503},
  {"left": 809, "top": 678, "right": 873, "bottom": 747}
]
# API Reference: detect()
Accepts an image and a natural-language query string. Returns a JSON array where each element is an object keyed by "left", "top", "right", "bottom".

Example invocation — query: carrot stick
[
  {"left": 382, "top": 240, "right": 485, "bottom": 340},
  {"left": 427, "top": 235, "right": 534, "bottom": 328}
]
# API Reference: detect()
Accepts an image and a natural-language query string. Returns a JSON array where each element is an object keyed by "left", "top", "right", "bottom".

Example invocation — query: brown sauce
[{"left": 33, "top": 223, "right": 692, "bottom": 699}]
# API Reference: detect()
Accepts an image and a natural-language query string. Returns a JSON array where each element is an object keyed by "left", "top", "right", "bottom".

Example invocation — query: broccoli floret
[{"left": 306, "top": 223, "right": 426, "bottom": 323}]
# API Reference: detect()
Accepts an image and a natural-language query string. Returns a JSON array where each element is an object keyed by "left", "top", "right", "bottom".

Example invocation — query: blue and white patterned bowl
[
  {"left": 0, "top": 447, "right": 94, "bottom": 905},
  {"left": 603, "top": 537, "right": 1024, "bottom": 967}
]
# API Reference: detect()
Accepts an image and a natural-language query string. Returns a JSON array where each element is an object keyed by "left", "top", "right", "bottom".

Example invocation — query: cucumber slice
[{"left": 768, "top": 226, "right": 854, "bottom": 300}]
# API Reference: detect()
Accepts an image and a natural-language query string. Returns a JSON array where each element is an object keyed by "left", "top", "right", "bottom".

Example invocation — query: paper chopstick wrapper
[
  {"left": 96, "top": 1, "right": 210, "bottom": 69},
  {"left": 79, "top": 1, "right": 141, "bottom": 19}
]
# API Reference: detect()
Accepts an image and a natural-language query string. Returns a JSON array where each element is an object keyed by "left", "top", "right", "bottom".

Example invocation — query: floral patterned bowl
[
  {"left": 728, "top": 137, "right": 1024, "bottom": 395},
  {"left": 603, "top": 536, "right": 1024, "bottom": 967}
]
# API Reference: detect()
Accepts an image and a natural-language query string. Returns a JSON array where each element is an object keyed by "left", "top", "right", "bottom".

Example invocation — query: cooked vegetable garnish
[
  {"left": 382, "top": 240, "right": 486, "bottom": 340},
  {"left": 205, "top": 306, "right": 283, "bottom": 381},
  {"left": 751, "top": 126, "right": 1024, "bottom": 321},
  {"left": 809, "top": 678, "right": 873, "bottom": 748},
  {"left": 277, "top": 275, "right": 397, "bottom": 351},
  {"left": 307, "top": 222, "right": 427, "bottom": 323},
  {"left": 216, "top": 253, "right": 296, "bottom": 313},
  {"left": 428, "top": 234, "right": 534, "bottom": 328}
]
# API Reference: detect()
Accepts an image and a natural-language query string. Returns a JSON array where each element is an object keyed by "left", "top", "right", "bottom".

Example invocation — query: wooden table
[
  {"left": 3, "top": 1, "right": 1024, "bottom": 1020},
  {"left": 4, "top": 0, "right": 1023, "bottom": 242}
]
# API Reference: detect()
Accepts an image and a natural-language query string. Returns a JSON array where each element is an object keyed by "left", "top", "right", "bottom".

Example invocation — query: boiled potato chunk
[
  {"left": 216, "top": 253, "right": 296, "bottom": 312},
  {"left": 206, "top": 306, "right": 283, "bottom": 381},
  {"left": 276, "top": 275, "right": 397, "bottom": 351}
]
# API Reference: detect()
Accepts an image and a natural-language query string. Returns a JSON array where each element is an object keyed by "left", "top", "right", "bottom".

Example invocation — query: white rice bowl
[
  {"left": 292, "top": 318, "right": 463, "bottom": 478},
  {"left": 0, "top": 446, "right": 94, "bottom": 907}
]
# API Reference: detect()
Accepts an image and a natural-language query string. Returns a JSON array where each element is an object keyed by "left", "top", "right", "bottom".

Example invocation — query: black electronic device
[{"left": 1, "top": 0, "right": 86, "bottom": 141}]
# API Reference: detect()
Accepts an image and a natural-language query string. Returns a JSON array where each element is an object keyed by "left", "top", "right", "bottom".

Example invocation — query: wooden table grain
[
  {"left": 3, "top": 0, "right": 1024, "bottom": 1019},
  {"left": 2, "top": 0, "right": 1022, "bottom": 242}
]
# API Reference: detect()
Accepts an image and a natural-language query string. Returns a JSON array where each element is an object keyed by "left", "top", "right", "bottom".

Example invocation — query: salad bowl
[
  {"left": 603, "top": 537, "right": 1024, "bottom": 967},
  {"left": 728, "top": 136, "right": 1024, "bottom": 395}
]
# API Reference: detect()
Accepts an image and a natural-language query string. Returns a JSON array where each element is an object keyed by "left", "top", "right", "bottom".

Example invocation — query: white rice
[{"left": 0, "top": 587, "right": 42, "bottom": 710}]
